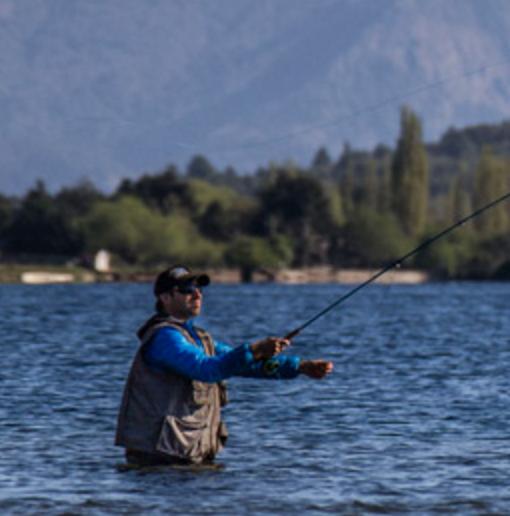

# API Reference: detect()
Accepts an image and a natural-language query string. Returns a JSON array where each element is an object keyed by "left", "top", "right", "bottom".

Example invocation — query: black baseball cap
[{"left": 154, "top": 265, "right": 210, "bottom": 296}]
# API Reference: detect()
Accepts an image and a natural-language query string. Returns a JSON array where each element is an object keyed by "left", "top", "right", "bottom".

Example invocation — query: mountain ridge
[{"left": 1, "top": 0, "right": 509, "bottom": 194}]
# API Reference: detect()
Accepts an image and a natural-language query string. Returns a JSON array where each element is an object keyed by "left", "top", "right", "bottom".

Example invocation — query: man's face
[{"left": 162, "top": 283, "right": 203, "bottom": 319}]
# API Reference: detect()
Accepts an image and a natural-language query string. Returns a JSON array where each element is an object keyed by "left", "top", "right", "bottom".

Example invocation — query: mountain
[{"left": 1, "top": 0, "right": 509, "bottom": 194}]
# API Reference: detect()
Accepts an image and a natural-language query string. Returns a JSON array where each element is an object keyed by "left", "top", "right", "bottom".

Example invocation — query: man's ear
[{"left": 161, "top": 291, "right": 173, "bottom": 303}]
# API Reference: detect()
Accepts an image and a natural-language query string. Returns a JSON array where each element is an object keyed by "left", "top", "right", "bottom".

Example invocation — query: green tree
[
  {"left": 377, "top": 159, "right": 392, "bottom": 213},
  {"left": 0, "top": 194, "right": 14, "bottom": 243},
  {"left": 4, "top": 180, "right": 82, "bottom": 256},
  {"left": 414, "top": 231, "right": 476, "bottom": 278},
  {"left": 187, "top": 155, "right": 216, "bottom": 182},
  {"left": 187, "top": 178, "right": 256, "bottom": 241},
  {"left": 340, "top": 167, "right": 355, "bottom": 216},
  {"left": 198, "top": 202, "right": 234, "bottom": 241},
  {"left": 188, "top": 179, "right": 239, "bottom": 216},
  {"left": 335, "top": 207, "right": 410, "bottom": 267},
  {"left": 323, "top": 183, "right": 345, "bottom": 227},
  {"left": 162, "top": 213, "right": 224, "bottom": 266},
  {"left": 81, "top": 196, "right": 164, "bottom": 263},
  {"left": 116, "top": 166, "right": 193, "bottom": 214},
  {"left": 358, "top": 159, "right": 378, "bottom": 209},
  {"left": 225, "top": 235, "right": 293, "bottom": 281},
  {"left": 256, "top": 169, "right": 338, "bottom": 266},
  {"left": 311, "top": 147, "right": 333, "bottom": 176},
  {"left": 473, "top": 147, "right": 509, "bottom": 235},
  {"left": 447, "top": 172, "right": 472, "bottom": 225},
  {"left": 461, "top": 233, "right": 510, "bottom": 279},
  {"left": 55, "top": 179, "right": 104, "bottom": 217},
  {"left": 391, "top": 106, "right": 429, "bottom": 236},
  {"left": 80, "top": 196, "right": 221, "bottom": 266},
  {"left": 335, "top": 143, "right": 356, "bottom": 215}
]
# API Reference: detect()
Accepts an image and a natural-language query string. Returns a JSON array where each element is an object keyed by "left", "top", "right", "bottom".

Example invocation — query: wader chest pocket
[{"left": 156, "top": 415, "right": 206, "bottom": 459}]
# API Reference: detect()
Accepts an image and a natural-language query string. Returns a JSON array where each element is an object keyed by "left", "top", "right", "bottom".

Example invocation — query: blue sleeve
[
  {"left": 215, "top": 340, "right": 301, "bottom": 380},
  {"left": 143, "top": 327, "right": 255, "bottom": 383}
]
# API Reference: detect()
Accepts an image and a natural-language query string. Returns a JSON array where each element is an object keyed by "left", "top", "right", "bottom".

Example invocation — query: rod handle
[{"left": 284, "top": 328, "right": 301, "bottom": 341}]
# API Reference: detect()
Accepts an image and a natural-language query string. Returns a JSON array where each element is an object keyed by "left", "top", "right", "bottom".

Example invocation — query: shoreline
[
  {"left": 1, "top": 264, "right": 507, "bottom": 285},
  {"left": 207, "top": 266, "right": 431, "bottom": 284},
  {"left": 1, "top": 265, "right": 431, "bottom": 285}
]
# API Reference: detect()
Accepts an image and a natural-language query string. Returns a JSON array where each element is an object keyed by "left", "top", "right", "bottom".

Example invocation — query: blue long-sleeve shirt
[{"left": 143, "top": 321, "right": 301, "bottom": 383}]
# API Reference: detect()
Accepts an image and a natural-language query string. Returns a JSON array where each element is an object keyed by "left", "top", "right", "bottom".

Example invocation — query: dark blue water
[{"left": 1, "top": 282, "right": 509, "bottom": 514}]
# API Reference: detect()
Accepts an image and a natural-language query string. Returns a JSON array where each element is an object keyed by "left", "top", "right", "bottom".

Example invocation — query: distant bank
[
  {"left": 209, "top": 266, "right": 429, "bottom": 284},
  {"left": 0, "top": 265, "right": 429, "bottom": 285}
]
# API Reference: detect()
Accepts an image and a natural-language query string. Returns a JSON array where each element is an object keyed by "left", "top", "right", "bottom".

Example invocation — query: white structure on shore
[{"left": 93, "top": 250, "right": 111, "bottom": 273}]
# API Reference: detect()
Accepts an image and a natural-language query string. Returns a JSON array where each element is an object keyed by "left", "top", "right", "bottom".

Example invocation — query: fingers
[
  {"left": 315, "top": 360, "right": 333, "bottom": 377},
  {"left": 250, "top": 337, "right": 290, "bottom": 360},
  {"left": 301, "top": 360, "right": 334, "bottom": 379},
  {"left": 318, "top": 361, "right": 334, "bottom": 378},
  {"left": 261, "top": 337, "right": 290, "bottom": 355},
  {"left": 271, "top": 337, "right": 290, "bottom": 354}
]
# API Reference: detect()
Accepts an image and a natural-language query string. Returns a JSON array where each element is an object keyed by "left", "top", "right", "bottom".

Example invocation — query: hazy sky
[{"left": 1, "top": 0, "right": 509, "bottom": 194}]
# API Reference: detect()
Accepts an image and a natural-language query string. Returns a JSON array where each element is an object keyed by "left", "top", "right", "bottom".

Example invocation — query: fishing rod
[{"left": 284, "top": 191, "right": 510, "bottom": 341}]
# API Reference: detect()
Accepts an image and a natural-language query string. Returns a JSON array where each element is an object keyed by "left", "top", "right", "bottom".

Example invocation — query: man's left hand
[{"left": 299, "top": 360, "right": 333, "bottom": 379}]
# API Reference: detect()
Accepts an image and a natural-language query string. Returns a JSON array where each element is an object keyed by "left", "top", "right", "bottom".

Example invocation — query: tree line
[{"left": 1, "top": 106, "right": 509, "bottom": 279}]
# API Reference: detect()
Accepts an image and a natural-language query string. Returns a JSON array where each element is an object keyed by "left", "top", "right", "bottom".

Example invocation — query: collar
[{"left": 166, "top": 315, "right": 188, "bottom": 324}]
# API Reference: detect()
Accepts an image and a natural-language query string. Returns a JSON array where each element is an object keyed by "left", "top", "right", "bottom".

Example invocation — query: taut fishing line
[{"left": 284, "top": 191, "right": 510, "bottom": 340}]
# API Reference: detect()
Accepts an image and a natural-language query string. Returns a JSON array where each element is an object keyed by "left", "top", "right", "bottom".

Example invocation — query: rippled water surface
[{"left": 1, "top": 282, "right": 509, "bottom": 514}]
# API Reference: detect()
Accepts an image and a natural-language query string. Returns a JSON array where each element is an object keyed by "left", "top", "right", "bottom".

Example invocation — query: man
[{"left": 115, "top": 265, "right": 333, "bottom": 466}]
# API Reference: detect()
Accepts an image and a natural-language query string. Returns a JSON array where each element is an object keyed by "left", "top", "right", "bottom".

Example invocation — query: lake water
[{"left": 1, "top": 282, "right": 509, "bottom": 514}]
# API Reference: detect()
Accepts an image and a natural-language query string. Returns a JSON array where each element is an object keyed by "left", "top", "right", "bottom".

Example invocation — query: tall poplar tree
[
  {"left": 334, "top": 143, "right": 356, "bottom": 216},
  {"left": 311, "top": 147, "right": 333, "bottom": 174},
  {"left": 473, "top": 147, "right": 509, "bottom": 235},
  {"left": 359, "top": 159, "right": 378, "bottom": 208},
  {"left": 377, "top": 159, "right": 392, "bottom": 214},
  {"left": 391, "top": 107, "right": 429, "bottom": 236},
  {"left": 447, "top": 169, "right": 471, "bottom": 225}
]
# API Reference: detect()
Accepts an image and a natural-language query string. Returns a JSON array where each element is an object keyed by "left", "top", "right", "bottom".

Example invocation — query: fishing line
[
  {"left": 205, "top": 58, "right": 510, "bottom": 155},
  {"left": 67, "top": 53, "right": 510, "bottom": 159},
  {"left": 284, "top": 191, "right": 510, "bottom": 340}
]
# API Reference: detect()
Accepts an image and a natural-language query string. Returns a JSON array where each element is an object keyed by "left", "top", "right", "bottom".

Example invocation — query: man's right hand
[{"left": 250, "top": 337, "right": 290, "bottom": 361}]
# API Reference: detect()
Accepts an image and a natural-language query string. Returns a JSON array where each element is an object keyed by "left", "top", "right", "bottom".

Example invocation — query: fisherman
[{"left": 115, "top": 265, "right": 333, "bottom": 466}]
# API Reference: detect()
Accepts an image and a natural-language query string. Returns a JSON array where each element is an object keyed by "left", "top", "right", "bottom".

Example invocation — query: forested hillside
[{"left": 1, "top": 108, "right": 509, "bottom": 279}]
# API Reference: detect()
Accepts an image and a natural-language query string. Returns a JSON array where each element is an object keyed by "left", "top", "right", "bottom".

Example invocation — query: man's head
[{"left": 154, "top": 265, "right": 210, "bottom": 320}]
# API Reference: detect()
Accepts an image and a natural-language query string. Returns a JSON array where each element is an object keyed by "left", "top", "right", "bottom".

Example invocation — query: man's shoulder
[
  {"left": 191, "top": 323, "right": 208, "bottom": 333},
  {"left": 190, "top": 324, "right": 213, "bottom": 339},
  {"left": 153, "top": 324, "right": 187, "bottom": 336},
  {"left": 154, "top": 322, "right": 211, "bottom": 342}
]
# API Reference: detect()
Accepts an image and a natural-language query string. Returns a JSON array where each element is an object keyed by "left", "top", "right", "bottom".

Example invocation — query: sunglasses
[{"left": 175, "top": 284, "right": 202, "bottom": 295}]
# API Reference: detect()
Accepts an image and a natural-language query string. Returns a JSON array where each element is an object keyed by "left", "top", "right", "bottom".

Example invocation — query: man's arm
[
  {"left": 143, "top": 328, "right": 303, "bottom": 383},
  {"left": 215, "top": 340, "right": 299, "bottom": 379},
  {"left": 215, "top": 340, "right": 333, "bottom": 380},
  {"left": 144, "top": 327, "right": 255, "bottom": 383}
]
